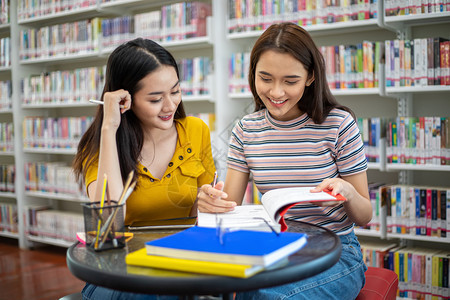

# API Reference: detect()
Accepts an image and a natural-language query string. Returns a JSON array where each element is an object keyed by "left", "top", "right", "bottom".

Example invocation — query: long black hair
[
  {"left": 73, "top": 38, "right": 186, "bottom": 185},
  {"left": 248, "top": 22, "right": 353, "bottom": 123}
]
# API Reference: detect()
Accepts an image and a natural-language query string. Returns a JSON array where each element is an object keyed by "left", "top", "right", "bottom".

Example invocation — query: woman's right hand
[
  {"left": 102, "top": 89, "right": 132, "bottom": 131},
  {"left": 197, "top": 181, "right": 235, "bottom": 213}
]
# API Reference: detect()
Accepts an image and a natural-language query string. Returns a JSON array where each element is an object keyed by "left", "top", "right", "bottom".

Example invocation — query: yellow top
[{"left": 84, "top": 116, "right": 216, "bottom": 225}]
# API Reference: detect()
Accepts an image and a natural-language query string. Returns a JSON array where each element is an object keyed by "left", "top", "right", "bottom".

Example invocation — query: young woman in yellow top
[
  {"left": 73, "top": 38, "right": 215, "bottom": 299},
  {"left": 73, "top": 38, "right": 215, "bottom": 223}
]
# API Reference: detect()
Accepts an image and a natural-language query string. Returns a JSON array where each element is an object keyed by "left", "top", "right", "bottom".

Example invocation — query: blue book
[
  {"left": 145, "top": 226, "right": 308, "bottom": 267},
  {"left": 415, "top": 188, "right": 421, "bottom": 235}
]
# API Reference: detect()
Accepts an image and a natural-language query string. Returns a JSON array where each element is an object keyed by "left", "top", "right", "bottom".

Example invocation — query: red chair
[{"left": 356, "top": 267, "right": 398, "bottom": 300}]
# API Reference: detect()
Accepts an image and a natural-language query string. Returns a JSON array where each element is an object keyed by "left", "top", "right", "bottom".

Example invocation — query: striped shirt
[{"left": 227, "top": 108, "right": 368, "bottom": 234}]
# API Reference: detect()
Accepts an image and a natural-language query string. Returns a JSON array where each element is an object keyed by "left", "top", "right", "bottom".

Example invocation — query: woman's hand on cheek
[{"left": 102, "top": 89, "right": 132, "bottom": 130}]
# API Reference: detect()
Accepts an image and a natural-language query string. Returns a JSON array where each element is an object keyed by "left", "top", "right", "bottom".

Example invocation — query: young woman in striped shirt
[{"left": 198, "top": 22, "right": 372, "bottom": 300}]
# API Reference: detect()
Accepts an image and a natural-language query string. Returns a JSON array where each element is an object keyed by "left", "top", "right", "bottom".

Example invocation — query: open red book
[
  {"left": 262, "top": 187, "right": 346, "bottom": 231},
  {"left": 197, "top": 187, "right": 346, "bottom": 232}
]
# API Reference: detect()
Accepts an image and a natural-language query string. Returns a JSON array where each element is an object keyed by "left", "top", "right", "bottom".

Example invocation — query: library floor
[{"left": 0, "top": 237, "right": 85, "bottom": 300}]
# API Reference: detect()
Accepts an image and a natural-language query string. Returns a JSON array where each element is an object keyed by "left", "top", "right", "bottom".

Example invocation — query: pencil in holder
[{"left": 82, "top": 201, "right": 126, "bottom": 251}]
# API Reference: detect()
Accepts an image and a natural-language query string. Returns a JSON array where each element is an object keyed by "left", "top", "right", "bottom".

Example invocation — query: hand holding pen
[
  {"left": 211, "top": 171, "right": 225, "bottom": 196},
  {"left": 197, "top": 171, "right": 234, "bottom": 213}
]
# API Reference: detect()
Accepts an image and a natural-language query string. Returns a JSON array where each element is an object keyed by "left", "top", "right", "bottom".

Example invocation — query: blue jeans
[
  {"left": 82, "top": 283, "right": 179, "bottom": 300},
  {"left": 235, "top": 230, "right": 367, "bottom": 300}
]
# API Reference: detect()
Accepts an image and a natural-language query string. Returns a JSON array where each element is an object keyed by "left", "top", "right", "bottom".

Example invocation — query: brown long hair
[
  {"left": 248, "top": 22, "right": 353, "bottom": 123},
  {"left": 73, "top": 38, "right": 186, "bottom": 185}
]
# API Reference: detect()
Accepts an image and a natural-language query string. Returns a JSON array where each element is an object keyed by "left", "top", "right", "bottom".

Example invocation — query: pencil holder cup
[{"left": 82, "top": 201, "right": 126, "bottom": 252}]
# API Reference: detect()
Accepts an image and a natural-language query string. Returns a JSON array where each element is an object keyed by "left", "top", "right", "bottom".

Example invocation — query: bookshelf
[
  {"left": 0, "top": 0, "right": 448, "bottom": 255},
  {"left": 223, "top": 6, "right": 450, "bottom": 296},
  {"left": 2, "top": 0, "right": 220, "bottom": 247},
  {"left": 0, "top": 1, "right": 13, "bottom": 240}
]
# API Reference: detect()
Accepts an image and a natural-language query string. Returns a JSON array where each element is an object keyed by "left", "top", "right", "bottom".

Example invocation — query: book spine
[
  {"left": 447, "top": 189, "right": 450, "bottom": 238},
  {"left": 440, "top": 189, "right": 447, "bottom": 237},
  {"left": 434, "top": 37, "right": 442, "bottom": 85},
  {"left": 385, "top": 40, "right": 392, "bottom": 87},
  {"left": 426, "top": 189, "right": 432, "bottom": 236},
  {"left": 431, "top": 189, "right": 438, "bottom": 236},
  {"left": 427, "top": 37, "right": 434, "bottom": 86}
]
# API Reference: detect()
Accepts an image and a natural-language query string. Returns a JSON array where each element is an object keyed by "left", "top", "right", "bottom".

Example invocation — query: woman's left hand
[
  {"left": 311, "top": 173, "right": 372, "bottom": 226},
  {"left": 309, "top": 178, "right": 356, "bottom": 207}
]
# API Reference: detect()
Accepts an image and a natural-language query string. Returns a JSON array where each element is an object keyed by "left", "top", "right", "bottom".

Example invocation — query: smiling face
[
  {"left": 255, "top": 50, "right": 314, "bottom": 121},
  {"left": 131, "top": 65, "right": 182, "bottom": 131}
]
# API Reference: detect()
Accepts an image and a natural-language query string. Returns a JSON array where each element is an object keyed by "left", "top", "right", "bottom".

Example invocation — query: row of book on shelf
[
  {"left": 229, "top": 40, "right": 383, "bottom": 94},
  {"left": 106, "top": 2, "right": 211, "bottom": 46},
  {"left": 17, "top": 0, "right": 96, "bottom": 20},
  {"left": 229, "top": 52, "right": 251, "bottom": 94},
  {"left": 3, "top": 115, "right": 449, "bottom": 168},
  {"left": 13, "top": 0, "right": 450, "bottom": 24},
  {"left": 22, "top": 116, "right": 93, "bottom": 149},
  {"left": 177, "top": 57, "right": 212, "bottom": 96},
  {"left": 228, "top": 0, "right": 450, "bottom": 33},
  {"left": 19, "top": 58, "right": 211, "bottom": 106},
  {"left": 229, "top": 37, "right": 450, "bottom": 93},
  {"left": 385, "top": 37, "right": 450, "bottom": 87},
  {"left": 357, "top": 116, "right": 450, "bottom": 166},
  {"left": 24, "top": 205, "right": 84, "bottom": 243},
  {"left": 385, "top": 116, "right": 450, "bottom": 166},
  {"left": 0, "top": 122, "right": 13, "bottom": 152},
  {"left": 385, "top": 0, "right": 450, "bottom": 16},
  {"left": 360, "top": 240, "right": 449, "bottom": 299},
  {"left": 0, "top": 0, "right": 8, "bottom": 25},
  {"left": 4, "top": 39, "right": 450, "bottom": 106},
  {"left": 0, "top": 112, "right": 214, "bottom": 154},
  {"left": 0, "top": 80, "right": 11, "bottom": 109},
  {"left": 17, "top": 0, "right": 211, "bottom": 44},
  {"left": 21, "top": 113, "right": 215, "bottom": 151},
  {"left": 239, "top": 181, "right": 450, "bottom": 294},
  {"left": 24, "top": 162, "right": 85, "bottom": 197},
  {"left": 0, "top": 164, "right": 15, "bottom": 193},
  {"left": 357, "top": 117, "right": 384, "bottom": 163},
  {"left": 19, "top": 18, "right": 102, "bottom": 60},
  {"left": 244, "top": 180, "right": 450, "bottom": 240},
  {"left": 0, "top": 37, "right": 10, "bottom": 68},
  {"left": 361, "top": 183, "right": 450, "bottom": 239},
  {"left": 227, "top": 0, "right": 378, "bottom": 34},
  {"left": 19, "top": 1, "right": 211, "bottom": 61},
  {"left": 0, "top": 202, "right": 17, "bottom": 234},
  {"left": 21, "top": 67, "right": 105, "bottom": 105},
  {"left": 320, "top": 41, "right": 382, "bottom": 89}
]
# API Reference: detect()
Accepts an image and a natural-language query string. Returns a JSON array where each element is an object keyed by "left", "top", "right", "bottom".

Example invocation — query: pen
[
  {"left": 89, "top": 99, "right": 126, "bottom": 109},
  {"left": 212, "top": 171, "right": 218, "bottom": 187}
]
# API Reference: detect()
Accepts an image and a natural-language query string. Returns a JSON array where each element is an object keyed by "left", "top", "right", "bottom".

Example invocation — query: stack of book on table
[
  {"left": 125, "top": 226, "right": 308, "bottom": 278},
  {"left": 126, "top": 187, "right": 346, "bottom": 278}
]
